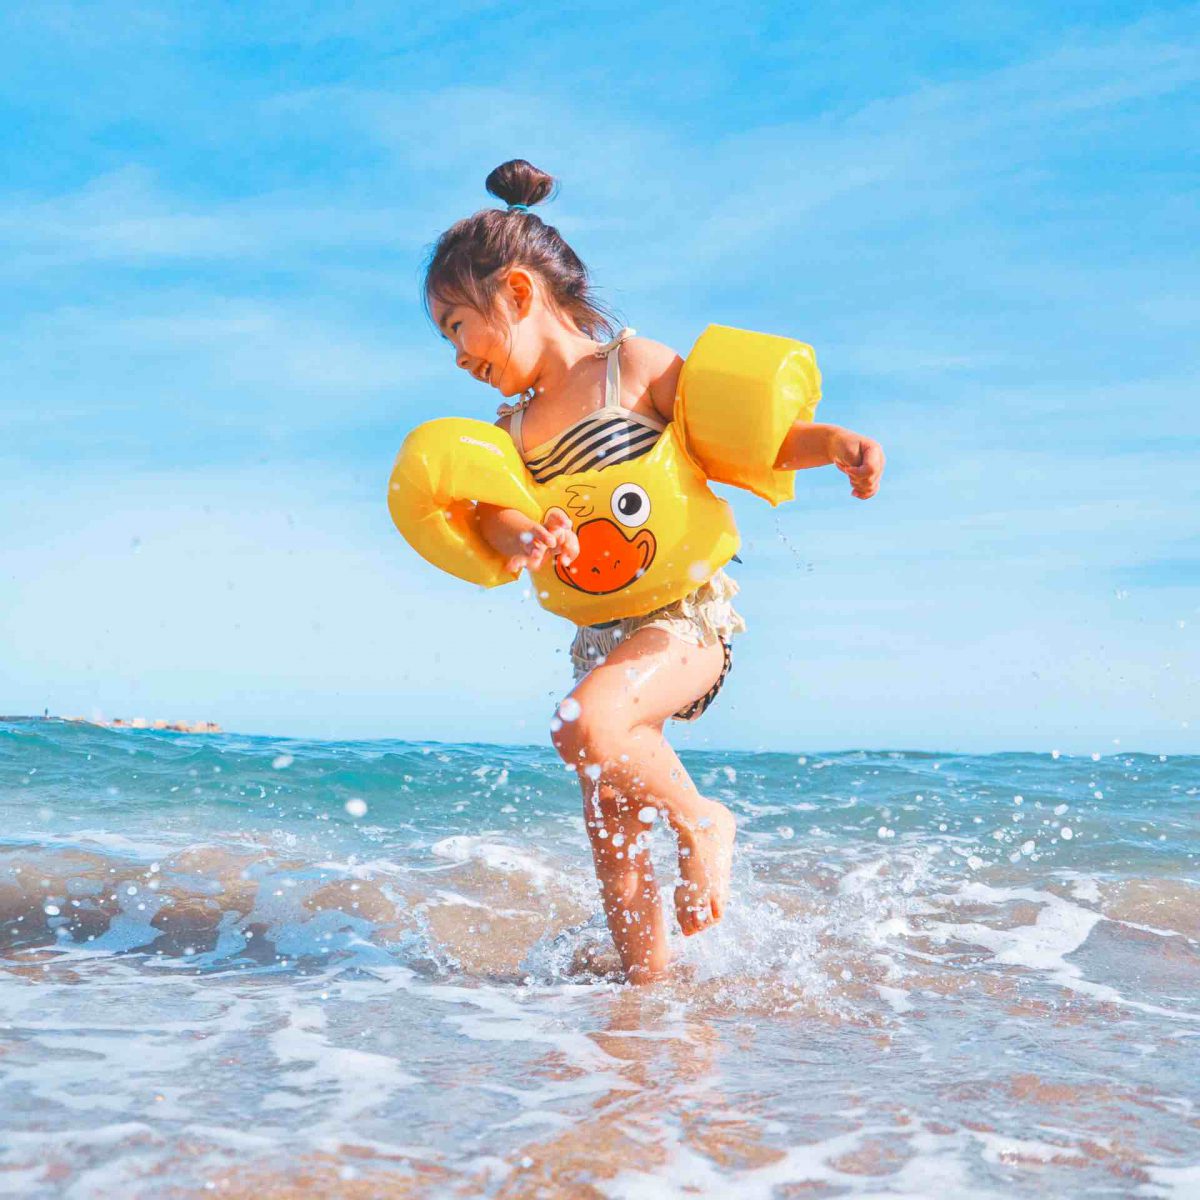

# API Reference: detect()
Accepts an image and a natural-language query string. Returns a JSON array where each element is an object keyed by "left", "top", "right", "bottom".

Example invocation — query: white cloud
[{"left": 0, "top": 165, "right": 428, "bottom": 272}]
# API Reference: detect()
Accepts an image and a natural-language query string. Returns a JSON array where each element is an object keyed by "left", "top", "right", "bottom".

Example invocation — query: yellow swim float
[{"left": 388, "top": 324, "right": 821, "bottom": 626}]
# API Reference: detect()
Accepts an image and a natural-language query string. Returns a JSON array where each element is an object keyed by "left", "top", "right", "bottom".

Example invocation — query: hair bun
[{"left": 485, "top": 159, "right": 557, "bottom": 209}]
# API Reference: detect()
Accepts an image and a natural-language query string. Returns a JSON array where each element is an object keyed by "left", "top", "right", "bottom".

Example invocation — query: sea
[{"left": 1, "top": 718, "right": 1198, "bottom": 1198}]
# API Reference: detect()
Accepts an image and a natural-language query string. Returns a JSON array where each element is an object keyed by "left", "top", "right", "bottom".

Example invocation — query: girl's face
[{"left": 430, "top": 272, "right": 539, "bottom": 399}]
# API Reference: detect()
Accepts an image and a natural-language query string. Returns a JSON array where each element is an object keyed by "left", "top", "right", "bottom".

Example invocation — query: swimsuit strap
[
  {"left": 595, "top": 327, "right": 636, "bottom": 410},
  {"left": 508, "top": 403, "right": 526, "bottom": 456},
  {"left": 501, "top": 327, "right": 636, "bottom": 458},
  {"left": 496, "top": 393, "right": 535, "bottom": 456}
]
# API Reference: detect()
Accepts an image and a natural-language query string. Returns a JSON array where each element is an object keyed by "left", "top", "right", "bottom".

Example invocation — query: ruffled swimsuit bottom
[{"left": 567, "top": 568, "right": 746, "bottom": 722}]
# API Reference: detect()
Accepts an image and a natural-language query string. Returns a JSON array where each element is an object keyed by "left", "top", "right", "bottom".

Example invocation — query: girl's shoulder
[{"left": 621, "top": 335, "right": 685, "bottom": 422}]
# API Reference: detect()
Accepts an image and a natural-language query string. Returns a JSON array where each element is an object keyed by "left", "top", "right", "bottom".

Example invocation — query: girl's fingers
[
  {"left": 528, "top": 524, "right": 554, "bottom": 550},
  {"left": 506, "top": 546, "right": 548, "bottom": 573}
]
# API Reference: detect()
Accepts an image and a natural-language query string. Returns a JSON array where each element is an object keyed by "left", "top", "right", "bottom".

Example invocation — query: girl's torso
[{"left": 498, "top": 328, "right": 668, "bottom": 484}]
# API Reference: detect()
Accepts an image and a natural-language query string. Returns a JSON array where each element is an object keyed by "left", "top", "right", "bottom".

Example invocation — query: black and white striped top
[{"left": 505, "top": 328, "right": 667, "bottom": 484}]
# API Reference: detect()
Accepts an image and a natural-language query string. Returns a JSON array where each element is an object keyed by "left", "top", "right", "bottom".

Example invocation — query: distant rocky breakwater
[{"left": 4, "top": 715, "right": 222, "bottom": 734}]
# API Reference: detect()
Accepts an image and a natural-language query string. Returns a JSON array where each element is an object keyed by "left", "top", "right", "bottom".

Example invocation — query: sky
[{"left": 1, "top": 1, "right": 1197, "bottom": 753}]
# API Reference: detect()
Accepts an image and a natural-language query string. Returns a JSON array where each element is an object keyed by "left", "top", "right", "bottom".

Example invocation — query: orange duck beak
[{"left": 555, "top": 518, "right": 657, "bottom": 595}]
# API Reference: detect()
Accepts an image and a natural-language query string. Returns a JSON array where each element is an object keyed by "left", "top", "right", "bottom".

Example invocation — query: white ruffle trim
[{"left": 568, "top": 568, "right": 747, "bottom": 681}]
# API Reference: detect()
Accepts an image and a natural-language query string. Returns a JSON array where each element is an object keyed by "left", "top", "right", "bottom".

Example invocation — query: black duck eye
[{"left": 611, "top": 483, "right": 651, "bottom": 528}]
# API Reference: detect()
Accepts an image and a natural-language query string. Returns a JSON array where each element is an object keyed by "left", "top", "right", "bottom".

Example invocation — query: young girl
[{"left": 423, "top": 159, "right": 884, "bottom": 984}]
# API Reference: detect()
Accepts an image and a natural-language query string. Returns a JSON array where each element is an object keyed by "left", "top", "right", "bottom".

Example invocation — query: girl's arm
[
  {"left": 476, "top": 504, "right": 577, "bottom": 573},
  {"left": 631, "top": 339, "right": 885, "bottom": 500},
  {"left": 631, "top": 339, "right": 684, "bottom": 422},
  {"left": 775, "top": 423, "right": 885, "bottom": 500},
  {"left": 480, "top": 411, "right": 579, "bottom": 572}
]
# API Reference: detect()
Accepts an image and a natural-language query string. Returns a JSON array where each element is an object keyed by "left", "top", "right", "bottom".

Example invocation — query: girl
[{"left": 424, "top": 160, "right": 884, "bottom": 984}]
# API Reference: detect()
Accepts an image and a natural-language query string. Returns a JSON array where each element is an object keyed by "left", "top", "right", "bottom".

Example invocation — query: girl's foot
[{"left": 673, "top": 799, "right": 736, "bottom": 936}]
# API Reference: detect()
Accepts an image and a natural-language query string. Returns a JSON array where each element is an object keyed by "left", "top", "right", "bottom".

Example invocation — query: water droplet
[
  {"left": 345, "top": 798, "right": 368, "bottom": 818},
  {"left": 637, "top": 806, "right": 658, "bottom": 825},
  {"left": 1060, "top": 827, "right": 1074, "bottom": 840},
  {"left": 558, "top": 697, "right": 582, "bottom": 722}
]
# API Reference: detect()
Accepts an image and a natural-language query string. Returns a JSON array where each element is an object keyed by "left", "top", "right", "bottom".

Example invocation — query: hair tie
[{"left": 507, "top": 203, "right": 533, "bottom": 213}]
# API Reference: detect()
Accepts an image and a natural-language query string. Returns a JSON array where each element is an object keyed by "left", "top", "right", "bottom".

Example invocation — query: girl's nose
[{"left": 456, "top": 349, "right": 471, "bottom": 370}]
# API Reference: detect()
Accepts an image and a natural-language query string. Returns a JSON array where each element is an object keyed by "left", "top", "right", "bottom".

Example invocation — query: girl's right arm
[
  {"left": 481, "top": 414, "right": 577, "bottom": 572},
  {"left": 476, "top": 504, "right": 578, "bottom": 574}
]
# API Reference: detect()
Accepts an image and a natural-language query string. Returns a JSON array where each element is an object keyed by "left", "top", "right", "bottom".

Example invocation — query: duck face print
[{"left": 548, "top": 482, "right": 657, "bottom": 595}]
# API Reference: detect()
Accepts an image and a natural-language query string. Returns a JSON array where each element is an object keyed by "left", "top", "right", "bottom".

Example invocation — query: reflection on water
[{"left": 2, "top": 720, "right": 1199, "bottom": 1197}]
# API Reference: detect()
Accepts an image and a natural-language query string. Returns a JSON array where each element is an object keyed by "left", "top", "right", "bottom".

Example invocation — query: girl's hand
[
  {"left": 832, "top": 431, "right": 885, "bottom": 500},
  {"left": 504, "top": 507, "right": 579, "bottom": 574}
]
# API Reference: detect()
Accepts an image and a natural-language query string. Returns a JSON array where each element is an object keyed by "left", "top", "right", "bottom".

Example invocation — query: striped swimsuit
[{"left": 502, "top": 328, "right": 735, "bottom": 722}]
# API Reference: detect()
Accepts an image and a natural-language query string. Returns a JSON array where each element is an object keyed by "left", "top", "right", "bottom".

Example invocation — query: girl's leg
[
  {"left": 581, "top": 780, "right": 670, "bottom": 983},
  {"left": 553, "top": 627, "right": 737, "bottom": 977}
]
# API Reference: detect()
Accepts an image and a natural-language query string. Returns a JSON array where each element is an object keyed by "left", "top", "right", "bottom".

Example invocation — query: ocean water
[{"left": 1, "top": 719, "right": 1198, "bottom": 1199}]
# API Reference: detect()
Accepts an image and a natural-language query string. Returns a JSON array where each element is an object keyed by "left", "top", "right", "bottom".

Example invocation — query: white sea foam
[{"left": 429, "top": 835, "right": 563, "bottom": 890}]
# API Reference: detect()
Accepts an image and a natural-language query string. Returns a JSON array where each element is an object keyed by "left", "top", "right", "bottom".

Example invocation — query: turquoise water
[{"left": 2, "top": 718, "right": 1198, "bottom": 1197}]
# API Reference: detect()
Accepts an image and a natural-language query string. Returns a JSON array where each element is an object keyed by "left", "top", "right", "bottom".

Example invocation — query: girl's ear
[{"left": 503, "top": 267, "right": 536, "bottom": 319}]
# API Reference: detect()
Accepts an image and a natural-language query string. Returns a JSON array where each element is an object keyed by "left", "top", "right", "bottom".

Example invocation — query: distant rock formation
[{"left": 60, "top": 716, "right": 222, "bottom": 734}]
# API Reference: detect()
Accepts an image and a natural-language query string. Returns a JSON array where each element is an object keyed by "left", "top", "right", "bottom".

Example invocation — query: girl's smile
[{"left": 433, "top": 299, "right": 524, "bottom": 397}]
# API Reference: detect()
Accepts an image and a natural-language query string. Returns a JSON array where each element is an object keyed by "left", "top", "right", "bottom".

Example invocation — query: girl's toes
[{"left": 674, "top": 883, "right": 699, "bottom": 935}]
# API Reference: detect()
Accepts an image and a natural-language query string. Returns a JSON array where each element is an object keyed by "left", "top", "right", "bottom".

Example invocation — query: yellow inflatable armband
[
  {"left": 388, "top": 325, "right": 821, "bottom": 624},
  {"left": 676, "top": 324, "right": 822, "bottom": 505},
  {"left": 388, "top": 418, "right": 540, "bottom": 588}
]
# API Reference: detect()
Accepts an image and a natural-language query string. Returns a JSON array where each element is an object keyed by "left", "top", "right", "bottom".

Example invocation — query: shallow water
[{"left": 2, "top": 719, "right": 1198, "bottom": 1198}]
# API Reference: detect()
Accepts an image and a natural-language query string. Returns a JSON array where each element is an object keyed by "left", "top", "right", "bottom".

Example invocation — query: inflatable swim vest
[{"left": 388, "top": 324, "right": 821, "bottom": 626}]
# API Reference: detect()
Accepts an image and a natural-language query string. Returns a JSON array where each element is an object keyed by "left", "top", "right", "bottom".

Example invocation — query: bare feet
[{"left": 673, "top": 799, "right": 736, "bottom": 936}]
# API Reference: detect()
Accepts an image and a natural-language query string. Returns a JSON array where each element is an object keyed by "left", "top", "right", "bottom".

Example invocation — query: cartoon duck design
[
  {"left": 548, "top": 482, "right": 656, "bottom": 595},
  {"left": 528, "top": 425, "right": 741, "bottom": 625}
]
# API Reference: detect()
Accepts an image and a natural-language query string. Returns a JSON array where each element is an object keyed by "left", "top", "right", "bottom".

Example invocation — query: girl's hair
[{"left": 423, "top": 159, "right": 616, "bottom": 339}]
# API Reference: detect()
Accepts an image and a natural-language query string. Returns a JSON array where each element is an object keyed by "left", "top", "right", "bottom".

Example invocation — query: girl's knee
[
  {"left": 582, "top": 782, "right": 629, "bottom": 829},
  {"left": 550, "top": 688, "right": 626, "bottom": 767}
]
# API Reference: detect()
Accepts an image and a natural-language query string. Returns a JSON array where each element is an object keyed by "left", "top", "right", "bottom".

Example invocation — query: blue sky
[{"left": 1, "top": 1, "right": 1197, "bottom": 752}]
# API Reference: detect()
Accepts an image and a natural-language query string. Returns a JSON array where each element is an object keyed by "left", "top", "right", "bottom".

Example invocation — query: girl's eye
[
  {"left": 451, "top": 322, "right": 462, "bottom": 333},
  {"left": 611, "top": 483, "right": 651, "bottom": 528}
]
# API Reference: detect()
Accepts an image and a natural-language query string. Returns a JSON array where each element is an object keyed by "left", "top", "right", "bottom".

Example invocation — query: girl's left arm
[
  {"left": 775, "top": 423, "right": 885, "bottom": 500},
  {"left": 632, "top": 338, "right": 884, "bottom": 500}
]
